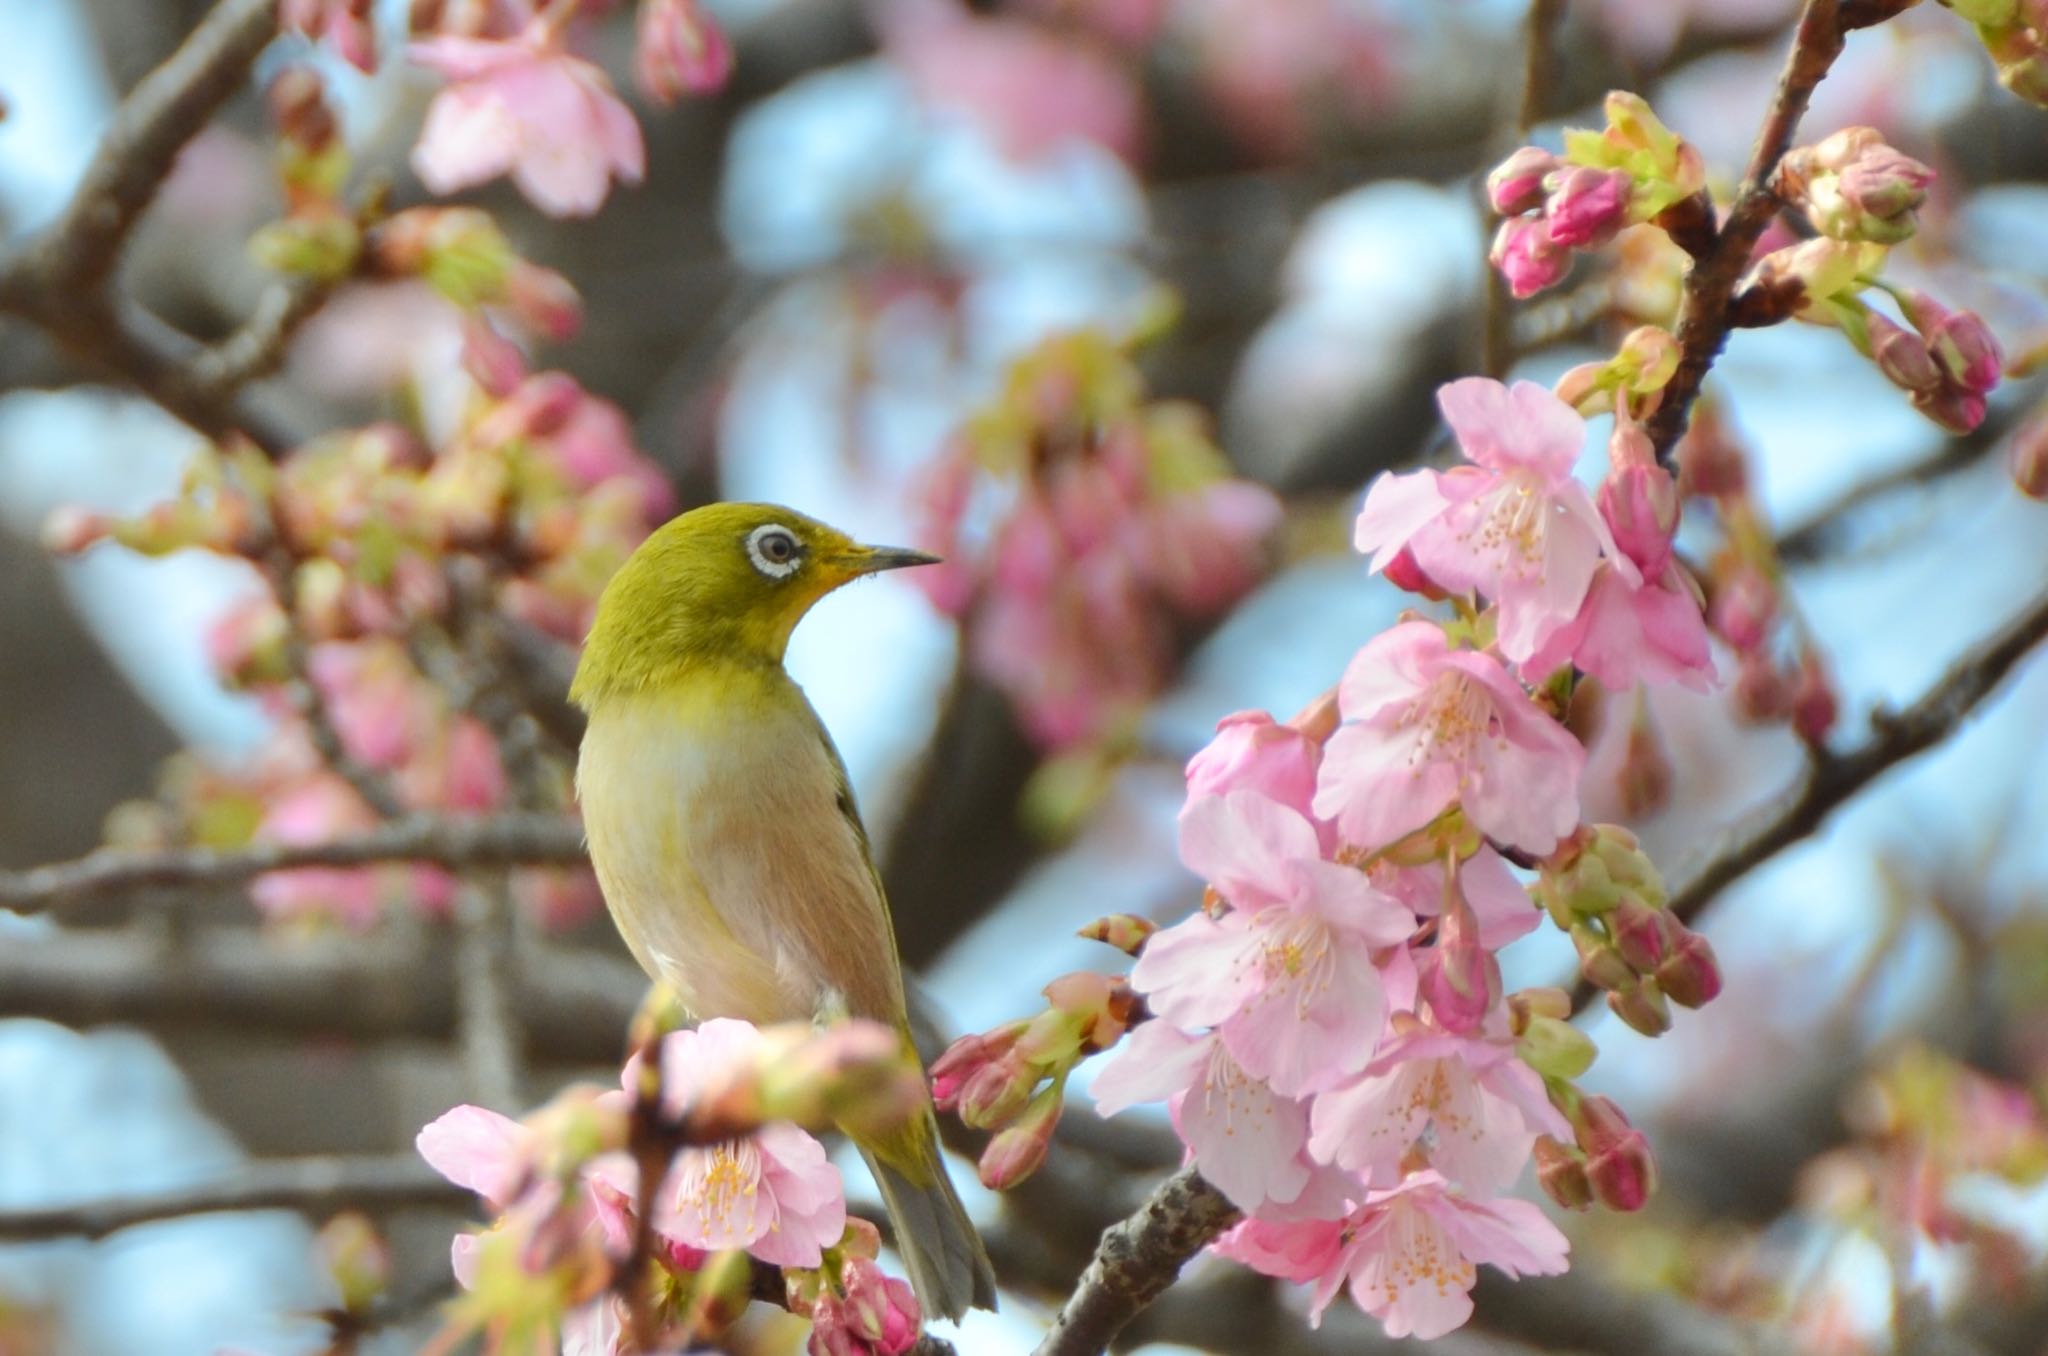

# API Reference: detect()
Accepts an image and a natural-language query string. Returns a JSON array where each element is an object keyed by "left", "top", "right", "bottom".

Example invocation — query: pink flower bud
[
  {"left": 2010, "top": 411, "right": 2048, "bottom": 499},
  {"left": 1600, "top": 448, "right": 1680, "bottom": 576},
  {"left": 1790, "top": 648, "right": 1837, "bottom": 743},
  {"left": 1926, "top": 309, "right": 2004, "bottom": 394},
  {"left": 1572, "top": 926, "right": 1635, "bottom": 992},
  {"left": 1077, "top": 913, "right": 1156, "bottom": 956},
  {"left": 1533, "top": 1134, "right": 1595, "bottom": 1211},
  {"left": 1867, "top": 312, "right": 1943, "bottom": 393},
  {"left": 978, "top": 1092, "right": 1059, "bottom": 1189},
  {"left": 1617, "top": 704, "right": 1673, "bottom": 819},
  {"left": 1733, "top": 652, "right": 1793, "bottom": 723},
  {"left": 1490, "top": 217, "right": 1570, "bottom": 299},
  {"left": 1609, "top": 898, "right": 1674, "bottom": 973},
  {"left": 636, "top": 0, "right": 734, "bottom": 105},
  {"left": 1710, "top": 564, "right": 1777, "bottom": 653},
  {"left": 1911, "top": 385, "right": 1990, "bottom": 435},
  {"left": 461, "top": 316, "right": 527, "bottom": 397},
  {"left": 1544, "top": 166, "right": 1632, "bottom": 248},
  {"left": 1486, "top": 145, "right": 1559, "bottom": 216},
  {"left": 1381, "top": 545, "right": 1448, "bottom": 599},
  {"left": 1607, "top": 979, "right": 1673, "bottom": 1037},
  {"left": 1573, "top": 1094, "right": 1658, "bottom": 1211},
  {"left": 1655, "top": 929, "right": 1723, "bottom": 1008},
  {"left": 1837, "top": 144, "right": 1933, "bottom": 222},
  {"left": 505, "top": 263, "right": 583, "bottom": 342},
  {"left": 1423, "top": 894, "right": 1499, "bottom": 1034},
  {"left": 1676, "top": 404, "right": 1749, "bottom": 500},
  {"left": 841, "top": 1257, "right": 922, "bottom": 1354}
]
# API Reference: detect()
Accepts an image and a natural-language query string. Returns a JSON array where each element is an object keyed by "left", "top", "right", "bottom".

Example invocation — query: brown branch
[
  {"left": 0, "top": 1153, "right": 463, "bottom": 1242},
  {"left": 1644, "top": 0, "right": 1848, "bottom": 464},
  {"left": 1030, "top": 1167, "right": 1241, "bottom": 1356},
  {"left": 0, "top": 813, "right": 586, "bottom": 916},
  {"left": 0, "top": 0, "right": 280, "bottom": 301},
  {"left": 1573, "top": 581, "right": 2048, "bottom": 1013}
]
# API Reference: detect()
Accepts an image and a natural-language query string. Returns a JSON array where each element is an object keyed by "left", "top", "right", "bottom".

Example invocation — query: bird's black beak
[{"left": 852, "top": 545, "right": 942, "bottom": 574}]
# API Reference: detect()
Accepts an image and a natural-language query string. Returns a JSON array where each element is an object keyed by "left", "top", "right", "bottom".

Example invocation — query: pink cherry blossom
[
  {"left": 1092, "top": 1021, "right": 1349, "bottom": 1218},
  {"left": 1139, "top": 479, "right": 1283, "bottom": 613},
  {"left": 417, "top": 1103, "right": 534, "bottom": 1208},
  {"left": 1137, "top": 791, "right": 1413, "bottom": 1095},
  {"left": 409, "top": 30, "right": 645, "bottom": 218},
  {"left": 1313, "top": 622, "right": 1585, "bottom": 856},
  {"left": 1307, "top": 1025, "right": 1570, "bottom": 1194},
  {"left": 1370, "top": 848, "right": 1538, "bottom": 951},
  {"left": 653, "top": 1021, "right": 848, "bottom": 1267},
  {"left": 1355, "top": 379, "right": 1624, "bottom": 662},
  {"left": 1184, "top": 710, "right": 1322, "bottom": 824},
  {"left": 1215, "top": 1170, "right": 1569, "bottom": 1337},
  {"left": 1521, "top": 559, "right": 1717, "bottom": 691}
]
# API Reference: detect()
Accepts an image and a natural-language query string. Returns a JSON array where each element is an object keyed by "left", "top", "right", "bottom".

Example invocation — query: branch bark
[
  {"left": 1030, "top": 1167, "right": 1241, "bottom": 1356},
  {"left": 0, "top": 1153, "right": 463, "bottom": 1242},
  {"left": 0, "top": 813, "right": 586, "bottom": 916},
  {"left": 1644, "top": 0, "right": 1847, "bottom": 464}
]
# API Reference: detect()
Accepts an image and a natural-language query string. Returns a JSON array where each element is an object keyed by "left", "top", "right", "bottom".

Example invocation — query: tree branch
[
  {"left": 1644, "top": 0, "right": 1847, "bottom": 463},
  {"left": 0, "top": 1153, "right": 463, "bottom": 1242},
  {"left": 0, "top": 813, "right": 586, "bottom": 916},
  {"left": 1574, "top": 581, "right": 2048, "bottom": 1012},
  {"left": 0, "top": 0, "right": 280, "bottom": 302},
  {"left": 1030, "top": 1167, "right": 1241, "bottom": 1356}
]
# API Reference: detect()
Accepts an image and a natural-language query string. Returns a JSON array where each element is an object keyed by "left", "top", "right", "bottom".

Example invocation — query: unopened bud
[
  {"left": 1491, "top": 216, "right": 1570, "bottom": 299},
  {"left": 315, "top": 1213, "right": 390, "bottom": 1315},
  {"left": 1517, "top": 1016, "right": 1598, "bottom": 1080},
  {"left": 1607, "top": 978, "right": 1673, "bottom": 1037},
  {"left": 1533, "top": 1134, "right": 1596, "bottom": 1210},
  {"left": 1601, "top": 448, "right": 1680, "bottom": 577},
  {"left": 1710, "top": 563, "right": 1777, "bottom": 653},
  {"left": 1507, "top": 987, "right": 1573, "bottom": 1033},
  {"left": 1617, "top": 702, "right": 1673, "bottom": 819},
  {"left": 1868, "top": 312, "right": 1943, "bottom": 393},
  {"left": 1573, "top": 926, "right": 1635, "bottom": 992},
  {"left": 1655, "top": 929, "right": 1724, "bottom": 1008},
  {"left": 1078, "top": 914, "right": 1156, "bottom": 956},
  {"left": 1573, "top": 1095, "right": 1658, "bottom": 1211},
  {"left": 1545, "top": 166, "right": 1632, "bottom": 249},
  {"left": 1733, "top": 652, "right": 1792, "bottom": 723},
  {"left": 1042, "top": 971, "right": 1138, "bottom": 1050},
  {"left": 636, "top": 0, "right": 734, "bottom": 105},
  {"left": 1912, "top": 384, "right": 1990, "bottom": 435},
  {"left": 956, "top": 1056, "right": 1035, "bottom": 1130},
  {"left": 505, "top": 262, "right": 583, "bottom": 341},
  {"left": 978, "top": 1087, "right": 1061, "bottom": 1189},
  {"left": 1609, "top": 898, "right": 1674, "bottom": 973},
  {"left": 1926, "top": 307, "right": 2004, "bottom": 394},
  {"left": 461, "top": 316, "right": 526, "bottom": 397},
  {"left": 2010, "top": 411, "right": 2048, "bottom": 499},
  {"left": 1487, "top": 146, "right": 1559, "bottom": 216},
  {"left": 1790, "top": 648, "right": 1838, "bottom": 743},
  {"left": 1382, "top": 545, "right": 1448, "bottom": 599},
  {"left": 1676, "top": 402, "right": 1749, "bottom": 500}
]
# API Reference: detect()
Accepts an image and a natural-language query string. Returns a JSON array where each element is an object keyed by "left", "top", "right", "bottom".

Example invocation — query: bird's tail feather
[{"left": 859, "top": 1127, "right": 998, "bottom": 1322}]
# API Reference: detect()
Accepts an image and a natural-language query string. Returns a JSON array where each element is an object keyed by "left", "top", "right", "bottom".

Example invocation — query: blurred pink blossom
[
  {"left": 885, "top": 5, "right": 1142, "bottom": 163},
  {"left": 635, "top": 0, "right": 733, "bottom": 104},
  {"left": 1314, "top": 621, "right": 1585, "bottom": 856},
  {"left": 409, "top": 28, "right": 645, "bottom": 217}
]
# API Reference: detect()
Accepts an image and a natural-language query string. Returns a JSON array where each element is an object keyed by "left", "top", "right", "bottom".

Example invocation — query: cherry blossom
[
  {"left": 1356, "top": 378, "right": 1624, "bottom": 662},
  {"left": 1313, "top": 621, "right": 1585, "bottom": 856},
  {"left": 417, "top": 1103, "right": 535, "bottom": 1209},
  {"left": 1138, "top": 791, "right": 1413, "bottom": 1095},
  {"left": 1092, "top": 1021, "right": 1349, "bottom": 1218},
  {"left": 409, "top": 30, "right": 645, "bottom": 218},
  {"left": 1307, "top": 1023, "right": 1572, "bottom": 1194},
  {"left": 1369, "top": 848, "right": 1540, "bottom": 951},
  {"left": 1214, "top": 1170, "right": 1569, "bottom": 1337},
  {"left": 1183, "top": 709, "right": 1322, "bottom": 824}
]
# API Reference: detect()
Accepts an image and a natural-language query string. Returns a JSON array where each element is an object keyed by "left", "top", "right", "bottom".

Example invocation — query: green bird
[{"left": 569, "top": 501, "right": 998, "bottom": 1320}]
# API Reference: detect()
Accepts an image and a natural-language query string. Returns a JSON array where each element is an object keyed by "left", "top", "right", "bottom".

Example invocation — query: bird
[{"left": 569, "top": 501, "right": 998, "bottom": 1321}]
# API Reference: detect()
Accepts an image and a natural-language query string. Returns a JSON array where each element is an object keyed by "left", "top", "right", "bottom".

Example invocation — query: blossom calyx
[
  {"left": 1533, "top": 1135, "right": 1595, "bottom": 1210},
  {"left": 1078, "top": 913, "right": 1156, "bottom": 956}
]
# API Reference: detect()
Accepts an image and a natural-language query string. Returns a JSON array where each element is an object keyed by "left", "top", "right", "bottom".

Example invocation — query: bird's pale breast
[{"left": 576, "top": 674, "right": 907, "bottom": 1029}]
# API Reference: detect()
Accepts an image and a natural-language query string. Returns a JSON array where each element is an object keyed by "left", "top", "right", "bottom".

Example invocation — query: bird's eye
[{"left": 746, "top": 524, "right": 804, "bottom": 579}]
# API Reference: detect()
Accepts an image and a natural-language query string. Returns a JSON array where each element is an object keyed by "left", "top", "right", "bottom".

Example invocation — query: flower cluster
[
  {"left": 418, "top": 1019, "right": 928, "bottom": 1356},
  {"left": 912, "top": 329, "right": 1282, "bottom": 774},
  {"left": 1487, "top": 93, "right": 1706, "bottom": 298},
  {"left": 1941, "top": 0, "right": 2048, "bottom": 106},
  {"left": 47, "top": 348, "right": 670, "bottom": 930},
  {"left": 932, "top": 375, "right": 1728, "bottom": 1340}
]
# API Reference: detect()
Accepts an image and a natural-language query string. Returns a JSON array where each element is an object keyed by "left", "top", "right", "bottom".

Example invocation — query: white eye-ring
[{"left": 746, "top": 523, "right": 804, "bottom": 578}]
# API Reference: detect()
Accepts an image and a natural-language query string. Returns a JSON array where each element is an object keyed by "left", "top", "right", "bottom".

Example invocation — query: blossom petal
[
  {"left": 1353, "top": 470, "right": 1452, "bottom": 572},
  {"left": 1091, "top": 1020, "right": 1212, "bottom": 1117},
  {"left": 417, "top": 1105, "right": 529, "bottom": 1205}
]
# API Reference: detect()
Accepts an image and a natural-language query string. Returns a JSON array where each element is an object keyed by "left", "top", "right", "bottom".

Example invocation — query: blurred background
[{"left": 3, "top": 0, "right": 2048, "bottom": 1352}]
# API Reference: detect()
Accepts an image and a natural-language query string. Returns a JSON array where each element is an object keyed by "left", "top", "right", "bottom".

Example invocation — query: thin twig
[
  {"left": 0, "top": 813, "right": 585, "bottom": 915},
  {"left": 1030, "top": 1167, "right": 1241, "bottom": 1356},
  {"left": 0, "top": 0, "right": 280, "bottom": 301},
  {"left": 1644, "top": 0, "right": 1847, "bottom": 463},
  {"left": 0, "top": 1154, "right": 462, "bottom": 1242},
  {"left": 1572, "top": 581, "right": 2048, "bottom": 1012}
]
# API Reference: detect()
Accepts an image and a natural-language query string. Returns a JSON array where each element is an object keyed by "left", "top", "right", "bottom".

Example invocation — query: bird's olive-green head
[{"left": 570, "top": 502, "right": 937, "bottom": 706}]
